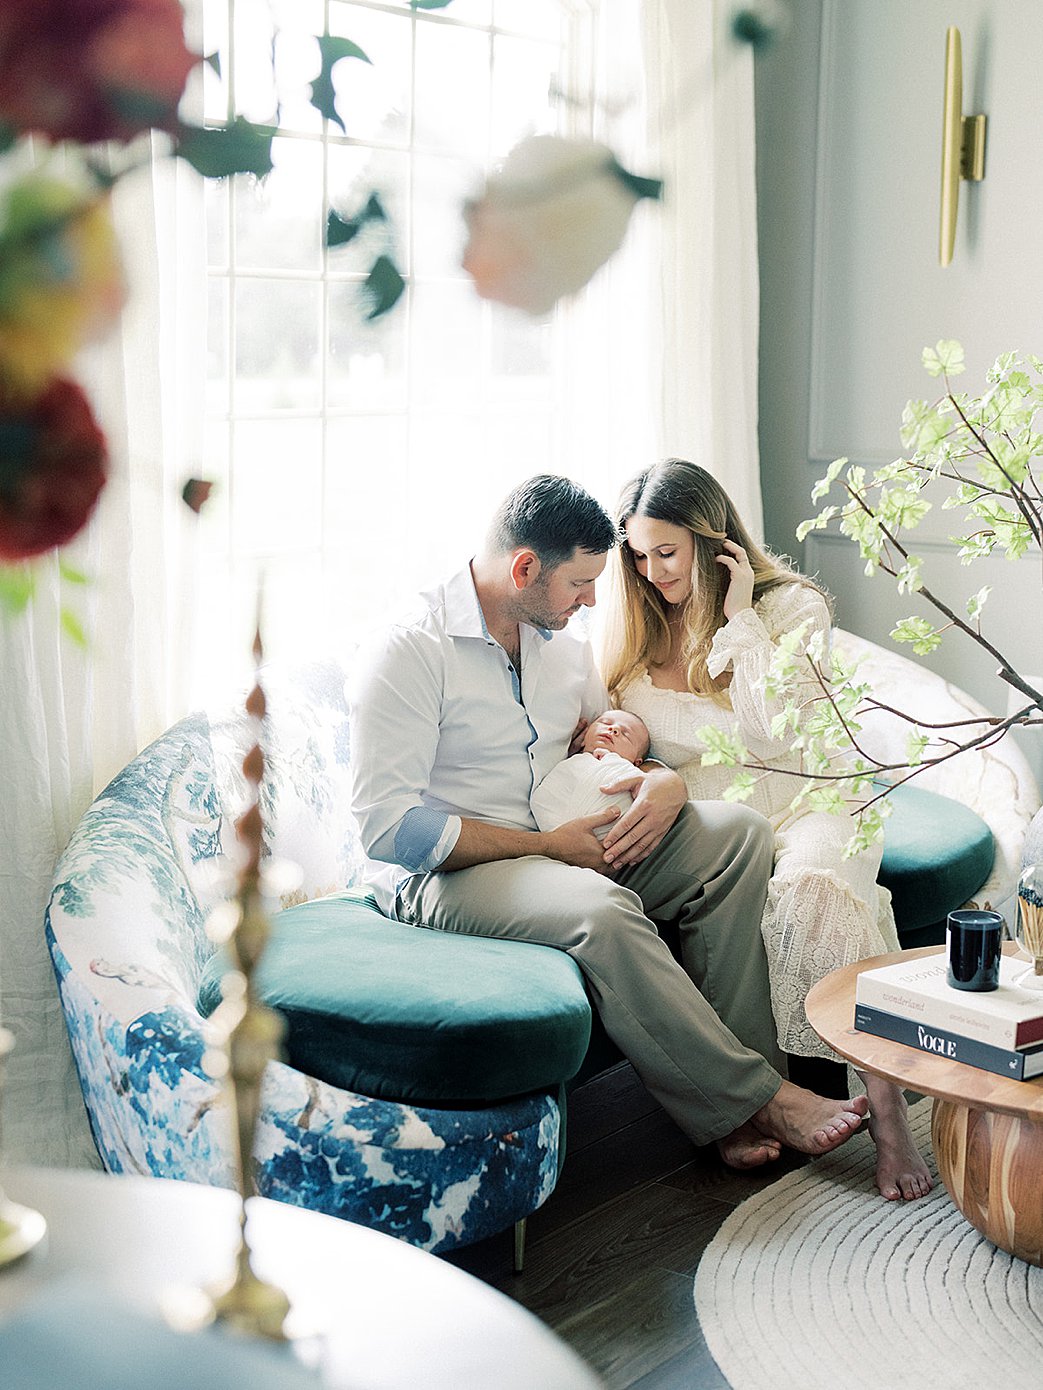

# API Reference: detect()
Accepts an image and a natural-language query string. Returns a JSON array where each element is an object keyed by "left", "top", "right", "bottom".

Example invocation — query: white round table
[{"left": 0, "top": 1167, "right": 602, "bottom": 1389}]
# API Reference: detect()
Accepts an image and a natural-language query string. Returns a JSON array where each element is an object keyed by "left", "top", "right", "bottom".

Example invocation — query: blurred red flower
[
  {"left": 0, "top": 377, "right": 108, "bottom": 560},
  {"left": 0, "top": 0, "right": 198, "bottom": 144}
]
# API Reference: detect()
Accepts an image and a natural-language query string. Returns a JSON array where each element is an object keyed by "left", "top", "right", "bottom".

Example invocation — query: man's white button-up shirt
[{"left": 348, "top": 563, "right": 608, "bottom": 915}]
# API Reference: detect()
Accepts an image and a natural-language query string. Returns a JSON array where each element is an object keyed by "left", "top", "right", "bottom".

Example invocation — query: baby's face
[{"left": 582, "top": 711, "right": 649, "bottom": 764}]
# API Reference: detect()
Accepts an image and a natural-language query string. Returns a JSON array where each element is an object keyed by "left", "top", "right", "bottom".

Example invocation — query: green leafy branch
[
  {"left": 708, "top": 342, "right": 1043, "bottom": 852},
  {"left": 800, "top": 343, "right": 1043, "bottom": 711}
]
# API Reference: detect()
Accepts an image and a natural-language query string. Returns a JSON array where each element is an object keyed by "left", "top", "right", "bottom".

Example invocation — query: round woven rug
[{"left": 694, "top": 1100, "right": 1043, "bottom": 1390}]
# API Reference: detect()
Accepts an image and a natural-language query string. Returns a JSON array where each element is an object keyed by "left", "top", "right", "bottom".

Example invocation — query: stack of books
[{"left": 854, "top": 951, "right": 1043, "bottom": 1080}]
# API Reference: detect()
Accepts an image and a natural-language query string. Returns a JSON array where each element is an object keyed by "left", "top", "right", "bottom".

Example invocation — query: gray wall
[{"left": 754, "top": 0, "right": 1043, "bottom": 785}]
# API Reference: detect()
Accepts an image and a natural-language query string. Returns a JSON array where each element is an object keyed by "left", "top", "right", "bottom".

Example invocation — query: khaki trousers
[{"left": 396, "top": 801, "right": 783, "bottom": 1146}]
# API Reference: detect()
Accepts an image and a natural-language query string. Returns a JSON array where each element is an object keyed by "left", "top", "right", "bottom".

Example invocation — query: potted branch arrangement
[{"left": 703, "top": 340, "right": 1043, "bottom": 858}]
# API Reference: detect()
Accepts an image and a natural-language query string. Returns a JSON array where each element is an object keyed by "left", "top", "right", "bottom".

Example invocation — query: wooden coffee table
[{"left": 806, "top": 944, "right": 1043, "bottom": 1266}]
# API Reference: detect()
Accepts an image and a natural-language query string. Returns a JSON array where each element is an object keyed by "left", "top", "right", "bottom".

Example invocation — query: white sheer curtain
[
  {"left": 0, "top": 151, "right": 205, "bottom": 1166},
  {"left": 0, "top": 0, "right": 761, "bottom": 1169},
  {"left": 640, "top": 0, "right": 764, "bottom": 537}
]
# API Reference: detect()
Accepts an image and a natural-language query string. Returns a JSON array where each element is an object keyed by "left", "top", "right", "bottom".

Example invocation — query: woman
[{"left": 602, "top": 458, "right": 931, "bottom": 1201}]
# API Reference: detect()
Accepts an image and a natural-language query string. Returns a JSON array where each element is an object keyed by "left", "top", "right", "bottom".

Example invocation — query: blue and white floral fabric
[{"left": 46, "top": 662, "right": 560, "bottom": 1253}]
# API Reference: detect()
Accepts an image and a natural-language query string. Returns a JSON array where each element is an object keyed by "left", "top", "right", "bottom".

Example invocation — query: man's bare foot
[
  {"left": 751, "top": 1080, "right": 869, "bottom": 1156},
  {"left": 716, "top": 1119, "right": 783, "bottom": 1170},
  {"left": 862, "top": 1072, "right": 933, "bottom": 1201}
]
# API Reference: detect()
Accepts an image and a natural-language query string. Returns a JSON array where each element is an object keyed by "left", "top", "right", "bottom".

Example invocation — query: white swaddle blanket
[{"left": 530, "top": 750, "right": 639, "bottom": 840}]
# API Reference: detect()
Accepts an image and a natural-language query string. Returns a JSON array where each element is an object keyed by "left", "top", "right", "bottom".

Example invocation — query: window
[{"left": 193, "top": 0, "right": 649, "bottom": 700}]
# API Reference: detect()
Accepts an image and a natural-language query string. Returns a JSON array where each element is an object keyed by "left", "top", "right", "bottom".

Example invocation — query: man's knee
[
  {"left": 678, "top": 800, "right": 773, "bottom": 862},
  {"left": 562, "top": 868, "right": 645, "bottom": 922},
  {"left": 729, "top": 803, "right": 775, "bottom": 862}
]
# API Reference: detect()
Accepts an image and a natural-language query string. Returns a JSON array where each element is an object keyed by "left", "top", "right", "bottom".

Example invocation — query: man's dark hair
[{"left": 487, "top": 475, "right": 617, "bottom": 570}]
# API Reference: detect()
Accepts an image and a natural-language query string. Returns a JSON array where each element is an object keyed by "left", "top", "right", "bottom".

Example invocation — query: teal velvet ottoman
[
  {"left": 876, "top": 782, "right": 995, "bottom": 949},
  {"left": 197, "top": 890, "right": 593, "bottom": 1258},
  {"left": 198, "top": 891, "right": 593, "bottom": 1107}
]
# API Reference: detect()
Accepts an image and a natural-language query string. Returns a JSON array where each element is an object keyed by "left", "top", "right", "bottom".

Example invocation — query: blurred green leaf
[
  {"left": 905, "top": 731, "right": 930, "bottom": 766},
  {"left": 722, "top": 770, "right": 756, "bottom": 803},
  {"left": 895, "top": 557, "right": 923, "bottom": 594},
  {"left": 795, "top": 505, "right": 837, "bottom": 543},
  {"left": 327, "top": 210, "right": 362, "bottom": 247},
  {"left": 310, "top": 36, "right": 372, "bottom": 132},
  {"left": 58, "top": 559, "right": 90, "bottom": 586},
  {"left": 811, "top": 457, "right": 846, "bottom": 503},
  {"left": 696, "top": 726, "right": 747, "bottom": 767},
  {"left": 205, "top": 50, "right": 222, "bottom": 77},
  {"left": 609, "top": 161, "right": 664, "bottom": 203},
  {"left": 966, "top": 585, "right": 991, "bottom": 620},
  {"left": 326, "top": 193, "right": 387, "bottom": 248},
  {"left": 891, "top": 616, "right": 942, "bottom": 655},
  {"left": 363, "top": 193, "right": 387, "bottom": 223},
  {"left": 0, "top": 565, "right": 34, "bottom": 614},
  {"left": 174, "top": 119, "right": 274, "bottom": 179},
  {"left": 363, "top": 254, "right": 405, "bottom": 320},
  {"left": 60, "top": 608, "right": 87, "bottom": 648},
  {"left": 922, "top": 339, "right": 965, "bottom": 378},
  {"left": 410, "top": 1, "right": 455, "bottom": 9}
]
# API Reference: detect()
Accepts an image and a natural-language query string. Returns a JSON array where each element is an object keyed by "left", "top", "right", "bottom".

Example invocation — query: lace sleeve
[{"left": 706, "top": 584, "right": 831, "bottom": 746}]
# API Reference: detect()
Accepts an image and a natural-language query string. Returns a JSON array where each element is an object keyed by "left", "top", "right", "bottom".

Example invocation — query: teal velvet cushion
[
  {"left": 198, "top": 890, "right": 592, "bottom": 1105},
  {"left": 879, "top": 783, "right": 994, "bottom": 934}
]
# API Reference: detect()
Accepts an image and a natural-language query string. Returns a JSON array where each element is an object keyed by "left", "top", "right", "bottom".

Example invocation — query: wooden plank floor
[{"left": 443, "top": 1063, "right": 809, "bottom": 1388}]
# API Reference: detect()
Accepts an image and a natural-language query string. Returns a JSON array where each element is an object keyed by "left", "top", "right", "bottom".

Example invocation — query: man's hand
[
  {"left": 567, "top": 717, "right": 589, "bottom": 756},
  {"left": 544, "top": 809, "right": 620, "bottom": 873},
  {"left": 600, "top": 764, "right": 685, "bottom": 868}
]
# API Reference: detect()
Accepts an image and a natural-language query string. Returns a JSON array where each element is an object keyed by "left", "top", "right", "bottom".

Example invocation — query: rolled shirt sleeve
[
  {"left": 394, "top": 806, "right": 460, "bottom": 873},
  {"left": 348, "top": 626, "right": 462, "bottom": 872}
]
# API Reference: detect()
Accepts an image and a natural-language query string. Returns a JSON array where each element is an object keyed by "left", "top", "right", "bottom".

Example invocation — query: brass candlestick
[
  {"left": 166, "top": 618, "right": 292, "bottom": 1339},
  {"left": 0, "top": 1026, "right": 48, "bottom": 1267}
]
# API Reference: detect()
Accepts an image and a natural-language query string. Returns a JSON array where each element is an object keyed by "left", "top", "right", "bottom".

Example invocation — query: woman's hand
[
  {"left": 567, "top": 717, "right": 589, "bottom": 756},
  {"left": 600, "top": 764, "right": 685, "bottom": 868},
  {"left": 717, "top": 538, "right": 755, "bottom": 620}
]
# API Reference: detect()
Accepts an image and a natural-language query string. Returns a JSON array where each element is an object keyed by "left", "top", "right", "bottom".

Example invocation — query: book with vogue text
[
  {"left": 853, "top": 1004, "right": 1043, "bottom": 1080},
  {"left": 854, "top": 951, "right": 1043, "bottom": 1050}
]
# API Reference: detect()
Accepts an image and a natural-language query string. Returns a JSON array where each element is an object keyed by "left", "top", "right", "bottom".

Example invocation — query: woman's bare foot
[
  {"left": 751, "top": 1080, "right": 869, "bottom": 1156},
  {"left": 716, "top": 1120, "right": 783, "bottom": 1170},
  {"left": 861, "top": 1072, "right": 933, "bottom": 1200}
]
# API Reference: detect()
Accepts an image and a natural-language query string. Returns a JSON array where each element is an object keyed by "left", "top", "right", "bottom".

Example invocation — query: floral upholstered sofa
[{"left": 45, "top": 662, "right": 579, "bottom": 1257}]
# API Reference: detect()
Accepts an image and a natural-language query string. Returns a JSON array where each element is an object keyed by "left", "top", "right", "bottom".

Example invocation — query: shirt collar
[{"left": 444, "top": 563, "right": 552, "bottom": 643}]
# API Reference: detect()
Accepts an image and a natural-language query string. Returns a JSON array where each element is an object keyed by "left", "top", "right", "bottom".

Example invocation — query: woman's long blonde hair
[{"left": 602, "top": 459, "right": 826, "bottom": 706}]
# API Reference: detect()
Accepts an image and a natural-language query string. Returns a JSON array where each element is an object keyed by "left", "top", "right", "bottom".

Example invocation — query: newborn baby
[{"left": 531, "top": 710, "right": 650, "bottom": 840}]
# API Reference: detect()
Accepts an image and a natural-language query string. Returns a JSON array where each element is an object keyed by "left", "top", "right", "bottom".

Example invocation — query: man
[{"left": 349, "top": 475, "right": 867, "bottom": 1167}]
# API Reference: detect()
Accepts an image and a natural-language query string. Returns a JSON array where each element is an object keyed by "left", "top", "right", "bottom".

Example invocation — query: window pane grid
[{"left": 200, "top": 0, "right": 585, "bottom": 690}]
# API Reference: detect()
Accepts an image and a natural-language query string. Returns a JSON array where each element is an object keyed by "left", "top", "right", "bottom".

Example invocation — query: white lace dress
[{"left": 618, "top": 583, "right": 900, "bottom": 1059}]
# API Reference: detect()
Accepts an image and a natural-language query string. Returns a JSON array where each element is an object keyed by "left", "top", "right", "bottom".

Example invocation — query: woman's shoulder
[{"left": 755, "top": 580, "right": 830, "bottom": 629}]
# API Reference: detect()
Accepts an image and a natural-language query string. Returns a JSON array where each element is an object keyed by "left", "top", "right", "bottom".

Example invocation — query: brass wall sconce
[{"left": 939, "top": 25, "right": 987, "bottom": 267}]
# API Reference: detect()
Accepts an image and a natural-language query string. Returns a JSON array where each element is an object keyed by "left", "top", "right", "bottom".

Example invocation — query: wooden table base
[
  {"left": 806, "top": 947, "right": 1043, "bottom": 1268},
  {"left": 932, "top": 1099, "right": 1043, "bottom": 1266}
]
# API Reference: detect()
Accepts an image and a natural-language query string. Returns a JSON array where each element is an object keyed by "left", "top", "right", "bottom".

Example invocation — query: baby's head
[{"left": 581, "top": 710, "right": 650, "bottom": 765}]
